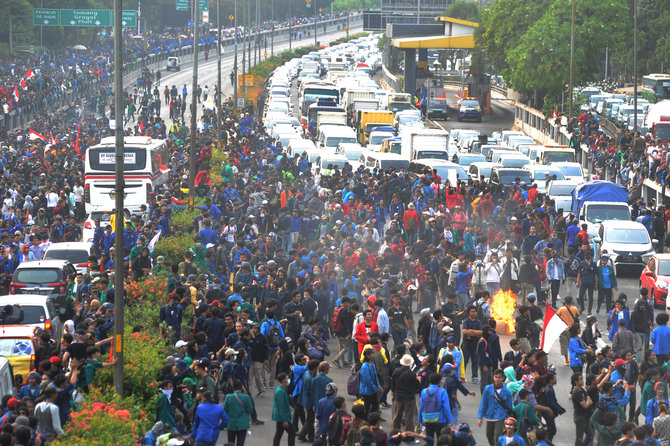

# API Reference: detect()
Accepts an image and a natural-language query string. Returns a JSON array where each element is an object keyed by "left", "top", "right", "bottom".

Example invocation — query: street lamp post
[
  {"left": 112, "top": 0, "right": 125, "bottom": 397},
  {"left": 216, "top": 0, "right": 222, "bottom": 148},
  {"left": 189, "top": 0, "right": 199, "bottom": 208},
  {"left": 633, "top": 0, "right": 638, "bottom": 130},
  {"left": 568, "top": 0, "right": 575, "bottom": 119},
  {"left": 234, "top": 0, "right": 238, "bottom": 106}
]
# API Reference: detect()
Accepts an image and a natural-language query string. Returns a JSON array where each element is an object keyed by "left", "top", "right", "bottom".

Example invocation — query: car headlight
[
  {"left": 657, "top": 280, "right": 669, "bottom": 290},
  {"left": 476, "top": 106, "right": 481, "bottom": 111}
]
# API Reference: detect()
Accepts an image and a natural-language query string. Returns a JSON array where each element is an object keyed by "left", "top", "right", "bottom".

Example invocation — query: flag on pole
[
  {"left": 552, "top": 108, "right": 558, "bottom": 119},
  {"left": 28, "top": 129, "right": 46, "bottom": 141},
  {"left": 25, "top": 69, "right": 35, "bottom": 79},
  {"left": 148, "top": 229, "right": 162, "bottom": 253},
  {"left": 19, "top": 79, "right": 27, "bottom": 90},
  {"left": 74, "top": 121, "right": 81, "bottom": 155},
  {"left": 139, "top": 120, "right": 144, "bottom": 134},
  {"left": 13, "top": 86, "right": 19, "bottom": 102},
  {"left": 540, "top": 304, "right": 568, "bottom": 353}
]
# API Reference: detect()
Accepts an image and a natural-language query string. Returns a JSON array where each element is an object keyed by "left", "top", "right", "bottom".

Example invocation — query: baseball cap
[
  {"left": 614, "top": 358, "right": 628, "bottom": 367},
  {"left": 442, "top": 363, "right": 454, "bottom": 373},
  {"left": 175, "top": 340, "right": 188, "bottom": 349}
]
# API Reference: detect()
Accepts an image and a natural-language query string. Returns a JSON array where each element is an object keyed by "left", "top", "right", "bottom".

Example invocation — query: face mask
[
  {"left": 161, "top": 388, "right": 173, "bottom": 399},
  {"left": 237, "top": 306, "right": 242, "bottom": 312},
  {"left": 287, "top": 379, "right": 291, "bottom": 386}
]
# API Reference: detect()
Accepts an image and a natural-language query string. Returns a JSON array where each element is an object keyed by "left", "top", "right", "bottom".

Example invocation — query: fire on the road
[{"left": 491, "top": 289, "right": 517, "bottom": 334}]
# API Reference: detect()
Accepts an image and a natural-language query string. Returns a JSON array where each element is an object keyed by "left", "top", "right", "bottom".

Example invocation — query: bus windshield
[
  {"left": 88, "top": 147, "right": 147, "bottom": 172},
  {"left": 543, "top": 151, "right": 575, "bottom": 163}
]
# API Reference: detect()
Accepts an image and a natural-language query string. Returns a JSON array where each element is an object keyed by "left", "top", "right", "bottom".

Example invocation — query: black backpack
[{"left": 268, "top": 321, "right": 282, "bottom": 348}]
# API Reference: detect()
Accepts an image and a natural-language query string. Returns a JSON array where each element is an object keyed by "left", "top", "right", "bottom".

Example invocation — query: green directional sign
[
  {"left": 33, "top": 8, "right": 59, "bottom": 26},
  {"left": 199, "top": 0, "right": 209, "bottom": 11},
  {"left": 176, "top": 0, "right": 188, "bottom": 11},
  {"left": 60, "top": 9, "right": 112, "bottom": 27},
  {"left": 111, "top": 10, "right": 138, "bottom": 28}
]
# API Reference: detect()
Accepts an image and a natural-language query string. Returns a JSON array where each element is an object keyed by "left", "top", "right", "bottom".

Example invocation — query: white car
[
  {"left": 83, "top": 208, "right": 131, "bottom": 243},
  {"left": 596, "top": 220, "right": 656, "bottom": 274},
  {"left": 547, "top": 179, "right": 580, "bottom": 214},
  {"left": 43, "top": 242, "right": 99, "bottom": 274},
  {"left": 523, "top": 165, "right": 567, "bottom": 193},
  {"left": 552, "top": 162, "right": 587, "bottom": 183}
]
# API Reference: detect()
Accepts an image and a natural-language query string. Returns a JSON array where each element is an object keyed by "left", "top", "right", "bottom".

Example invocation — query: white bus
[{"left": 84, "top": 136, "right": 170, "bottom": 214}]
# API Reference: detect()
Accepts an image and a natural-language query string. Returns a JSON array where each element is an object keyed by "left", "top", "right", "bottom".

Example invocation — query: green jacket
[
  {"left": 223, "top": 391, "right": 253, "bottom": 431},
  {"left": 513, "top": 400, "right": 540, "bottom": 432},
  {"left": 157, "top": 392, "right": 176, "bottom": 428},
  {"left": 590, "top": 407, "right": 624, "bottom": 446},
  {"left": 641, "top": 380, "right": 668, "bottom": 415},
  {"left": 272, "top": 386, "right": 292, "bottom": 423},
  {"left": 596, "top": 265, "right": 617, "bottom": 289}
]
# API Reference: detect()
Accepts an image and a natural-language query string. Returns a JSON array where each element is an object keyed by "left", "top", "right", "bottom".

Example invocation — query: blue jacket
[
  {"left": 359, "top": 362, "right": 380, "bottom": 396},
  {"left": 418, "top": 384, "right": 453, "bottom": 424},
  {"left": 311, "top": 374, "right": 334, "bottom": 411},
  {"left": 646, "top": 397, "right": 669, "bottom": 425},
  {"left": 608, "top": 309, "right": 630, "bottom": 341},
  {"left": 651, "top": 325, "right": 670, "bottom": 356},
  {"left": 260, "top": 318, "right": 285, "bottom": 351},
  {"left": 568, "top": 337, "right": 588, "bottom": 367},
  {"left": 193, "top": 401, "right": 229, "bottom": 443},
  {"left": 315, "top": 395, "right": 335, "bottom": 436},
  {"left": 497, "top": 434, "right": 526, "bottom": 446},
  {"left": 299, "top": 370, "right": 315, "bottom": 409},
  {"left": 291, "top": 364, "right": 308, "bottom": 399},
  {"left": 478, "top": 384, "right": 513, "bottom": 420}
]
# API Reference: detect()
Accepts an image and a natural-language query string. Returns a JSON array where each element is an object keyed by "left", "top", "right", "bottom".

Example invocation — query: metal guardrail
[{"left": 1, "top": 14, "right": 363, "bottom": 132}]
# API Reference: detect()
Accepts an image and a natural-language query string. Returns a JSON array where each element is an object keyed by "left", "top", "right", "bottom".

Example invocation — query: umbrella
[{"left": 72, "top": 45, "right": 87, "bottom": 50}]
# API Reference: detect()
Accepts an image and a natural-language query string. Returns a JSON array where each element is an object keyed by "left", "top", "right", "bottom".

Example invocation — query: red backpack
[{"left": 331, "top": 305, "right": 344, "bottom": 333}]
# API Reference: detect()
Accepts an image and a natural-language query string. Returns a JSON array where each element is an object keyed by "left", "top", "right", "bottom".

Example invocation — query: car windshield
[
  {"left": 322, "top": 159, "right": 347, "bottom": 169},
  {"left": 604, "top": 228, "right": 649, "bottom": 244},
  {"left": 44, "top": 249, "right": 89, "bottom": 264},
  {"left": 499, "top": 171, "right": 532, "bottom": 185},
  {"left": 416, "top": 151, "right": 449, "bottom": 160},
  {"left": 344, "top": 151, "right": 363, "bottom": 161},
  {"left": 501, "top": 157, "right": 530, "bottom": 168},
  {"left": 434, "top": 166, "right": 468, "bottom": 181},
  {"left": 370, "top": 134, "right": 393, "bottom": 145},
  {"left": 0, "top": 338, "right": 34, "bottom": 357},
  {"left": 555, "top": 198, "right": 572, "bottom": 212},
  {"left": 14, "top": 269, "right": 61, "bottom": 284},
  {"left": 658, "top": 260, "right": 670, "bottom": 276},
  {"left": 458, "top": 155, "right": 486, "bottom": 166},
  {"left": 461, "top": 100, "right": 479, "bottom": 108},
  {"left": 542, "top": 151, "right": 575, "bottom": 163},
  {"left": 2, "top": 305, "right": 46, "bottom": 325},
  {"left": 585, "top": 205, "right": 630, "bottom": 223},
  {"left": 90, "top": 211, "right": 112, "bottom": 222},
  {"left": 326, "top": 136, "right": 357, "bottom": 148},
  {"left": 558, "top": 165, "right": 582, "bottom": 176},
  {"left": 548, "top": 183, "right": 577, "bottom": 195},
  {"left": 533, "top": 170, "right": 564, "bottom": 180}
]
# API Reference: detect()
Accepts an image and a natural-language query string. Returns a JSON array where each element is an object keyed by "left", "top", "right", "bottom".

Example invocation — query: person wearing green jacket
[
  {"left": 596, "top": 256, "right": 617, "bottom": 313},
  {"left": 223, "top": 381, "right": 254, "bottom": 446},
  {"left": 514, "top": 389, "right": 541, "bottom": 434},
  {"left": 640, "top": 369, "right": 667, "bottom": 417},
  {"left": 272, "top": 372, "right": 294, "bottom": 446},
  {"left": 590, "top": 406, "right": 625, "bottom": 446}
]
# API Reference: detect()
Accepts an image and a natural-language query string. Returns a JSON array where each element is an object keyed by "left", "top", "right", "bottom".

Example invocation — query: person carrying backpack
[
  {"left": 260, "top": 311, "right": 285, "bottom": 389},
  {"left": 564, "top": 246, "right": 581, "bottom": 298},
  {"left": 327, "top": 396, "right": 352, "bottom": 446},
  {"left": 418, "top": 373, "right": 453, "bottom": 439},
  {"left": 344, "top": 404, "right": 368, "bottom": 446}
]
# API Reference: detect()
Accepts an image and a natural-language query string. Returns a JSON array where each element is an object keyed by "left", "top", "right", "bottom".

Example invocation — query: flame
[{"left": 490, "top": 289, "right": 518, "bottom": 334}]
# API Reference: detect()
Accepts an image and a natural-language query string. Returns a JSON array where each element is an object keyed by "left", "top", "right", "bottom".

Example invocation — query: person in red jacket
[
  {"left": 354, "top": 309, "right": 379, "bottom": 355},
  {"left": 403, "top": 203, "right": 420, "bottom": 244}
]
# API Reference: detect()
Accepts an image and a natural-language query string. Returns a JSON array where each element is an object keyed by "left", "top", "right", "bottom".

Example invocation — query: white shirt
[
  {"left": 74, "top": 185, "right": 84, "bottom": 203},
  {"left": 46, "top": 192, "right": 58, "bottom": 207}
]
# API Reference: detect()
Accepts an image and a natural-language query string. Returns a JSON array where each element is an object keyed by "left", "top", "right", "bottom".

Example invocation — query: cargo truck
[
  {"left": 643, "top": 100, "right": 670, "bottom": 140},
  {"left": 356, "top": 110, "right": 394, "bottom": 144},
  {"left": 571, "top": 180, "right": 631, "bottom": 241},
  {"left": 400, "top": 128, "right": 450, "bottom": 162},
  {"left": 388, "top": 93, "right": 412, "bottom": 113}
]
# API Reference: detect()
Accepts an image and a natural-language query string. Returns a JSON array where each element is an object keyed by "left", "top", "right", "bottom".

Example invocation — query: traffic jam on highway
[{"left": 3, "top": 12, "right": 670, "bottom": 445}]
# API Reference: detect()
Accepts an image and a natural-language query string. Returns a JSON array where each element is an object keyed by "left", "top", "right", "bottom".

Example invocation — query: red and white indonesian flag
[
  {"left": 28, "top": 129, "right": 46, "bottom": 141},
  {"left": 25, "top": 69, "right": 35, "bottom": 79},
  {"left": 540, "top": 304, "right": 568, "bottom": 352},
  {"left": 13, "top": 86, "right": 19, "bottom": 102}
]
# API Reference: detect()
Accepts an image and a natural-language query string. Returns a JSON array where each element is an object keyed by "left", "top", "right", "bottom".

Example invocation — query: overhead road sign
[
  {"left": 176, "top": 0, "right": 188, "bottom": 11},
  {"left": 33, "top": 8, "right": 59, "bottom": 26},
  {"left": 60, "top": 9, "right": 112, "bottom": 27}
]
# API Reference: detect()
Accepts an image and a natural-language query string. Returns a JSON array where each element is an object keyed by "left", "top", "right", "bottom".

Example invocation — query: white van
[
  {"left": 287, "top": 139, "right": 318, "bottom": 158},
  {"left": 318, "top": 125, "right": 357, "bottom": 150},
  {"left": 360, "top": 152, "right": 410, "bottom": 172}
]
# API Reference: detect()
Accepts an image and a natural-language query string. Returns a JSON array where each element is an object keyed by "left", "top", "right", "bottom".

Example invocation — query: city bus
[
  {"left": 641, "top": 73, "right": 670, "bottom": 102},
  {"left": 84, "top": 136, "right": 170, "bottom": 214},
  {"left": 299, "top": 81, "right": 340, "bottom": 119}
]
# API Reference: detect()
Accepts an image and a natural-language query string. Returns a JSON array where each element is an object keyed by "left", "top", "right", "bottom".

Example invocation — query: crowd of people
[{"left": 2, "top": 32, "right": 670, "bottom": 446}]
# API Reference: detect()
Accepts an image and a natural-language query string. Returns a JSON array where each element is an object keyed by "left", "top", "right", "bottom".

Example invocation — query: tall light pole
[
  {"left": 314, "top": 0, "right": 318, "bottom": 46},
  {"left": 112, "top": 0, "right": 125, "bottom": 397},
  {"left": 234, "top": 0, "right": 238, "bottom": 106},
  {"left": 568, "top": 0, "right": 575, "bottom": 119},
  {"left": 271, "top": 0, "right": 274, "bottom": 55},
  {"left": 189, "top": 0, "right": 199, "bottom": 208},
  {"left": 216, "top": 0, "right": 222, "bottom": 148},
  {"left": 289, "top": 0, "right": 292, "bottom": 50},
  {"left": 633, "top": 0, "right": 638, "bottom": 130}
]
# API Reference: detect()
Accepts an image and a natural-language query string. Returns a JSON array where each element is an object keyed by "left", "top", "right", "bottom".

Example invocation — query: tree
[
  {"left": 476, "top": 0, "right": 628, "bottom": 105},
  {"left": 442, "top": 0, "right": 481, "bottom": 22}
]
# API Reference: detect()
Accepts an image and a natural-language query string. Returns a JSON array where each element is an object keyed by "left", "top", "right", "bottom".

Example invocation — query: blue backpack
[{"left": 421, "top": 387, "right": 442, "bottom": 423}]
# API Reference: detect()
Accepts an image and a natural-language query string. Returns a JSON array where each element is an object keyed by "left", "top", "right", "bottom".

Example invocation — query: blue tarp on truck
[{"left": 571, "top": 181, "right": 629, "bottom": 214}]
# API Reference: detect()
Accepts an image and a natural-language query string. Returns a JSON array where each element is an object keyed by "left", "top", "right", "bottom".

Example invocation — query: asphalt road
[
  {"left": 232, "top": 86, "right": 647, "bottom": 445},
  {"left": 138, "top": 23, "right": 362, "bottom": 129}
]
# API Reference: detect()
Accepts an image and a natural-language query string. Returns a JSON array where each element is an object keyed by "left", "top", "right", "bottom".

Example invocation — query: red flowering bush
[
  {"left": 125, "top": 275, "right": 168, "bottom": 304},
  {"left": 52, "top": 397, "right": 150, "bottom": 445}
]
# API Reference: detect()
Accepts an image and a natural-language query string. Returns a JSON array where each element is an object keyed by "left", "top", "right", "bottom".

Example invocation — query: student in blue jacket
[
  {"left": 192, "top": 390, "right": 229, "bottom": 446},
  {"left": 418, "top": 373, "right": 453, "bottom": 439},
  {"left": 496, "top": 417, "right": 526, "bottom": 446},
  {"left": 568, "top": 323, "right": 591, "bottom": 374},
  {"left": 478, "top": 368, "right": 514, "bottom": 446},
  {"left": 359, "top": 348, "right": 382, "bottom": 418}
]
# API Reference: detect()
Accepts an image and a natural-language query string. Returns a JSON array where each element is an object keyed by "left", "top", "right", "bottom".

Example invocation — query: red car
[{"left": 640, "top": 253, "right": 670, "bottom": 307}]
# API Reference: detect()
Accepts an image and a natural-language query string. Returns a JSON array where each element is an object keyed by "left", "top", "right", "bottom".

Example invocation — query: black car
[{"left": 10, "top": 260, "right": 77, "bottom": 319}]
